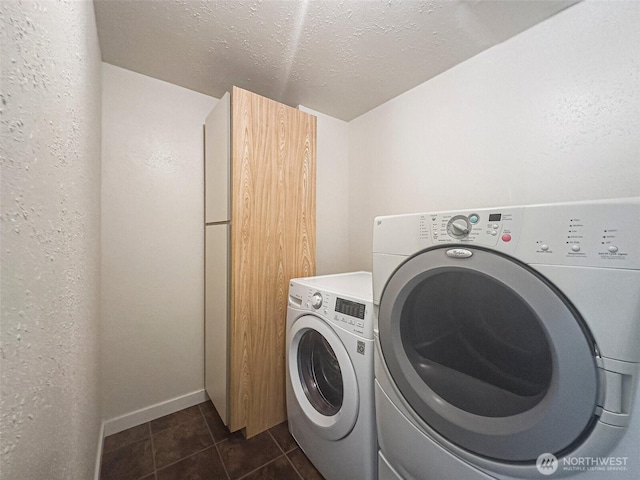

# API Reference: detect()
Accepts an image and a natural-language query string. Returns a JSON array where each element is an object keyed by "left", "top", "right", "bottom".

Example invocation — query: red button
[{"left": 501, "top": 234, "right": 512, "bottom": 242}]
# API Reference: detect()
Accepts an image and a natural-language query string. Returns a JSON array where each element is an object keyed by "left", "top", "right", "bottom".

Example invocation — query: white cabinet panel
[
  {"left": 205, "top": 223, "right": 229, "bottom": 424},
  {"left": 204, "top": 92, "right": 230, "bottom": 223}
]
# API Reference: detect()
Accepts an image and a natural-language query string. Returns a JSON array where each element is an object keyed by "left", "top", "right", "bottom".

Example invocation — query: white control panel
[
  {"left": 288, "top": 282, "right": 374, "bottom": 340},
  {"left": 374, "top": 198, "right": 640, "bottom": 269},
  {"left": 517, "top": 200, "right": 639, "bottom": 268},
  {"left": 421, "top": 208, "right": 523, "bottom": 250}
]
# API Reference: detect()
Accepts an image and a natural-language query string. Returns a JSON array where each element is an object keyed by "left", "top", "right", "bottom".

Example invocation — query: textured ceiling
[{"left": 94, "top": 0, "right": 577, "bottom": 121}]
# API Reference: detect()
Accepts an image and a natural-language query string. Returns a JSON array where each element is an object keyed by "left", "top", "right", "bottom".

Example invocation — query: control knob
[
  {"left": 311, "top": 292, "right": 323, "bottom": 309},
  {"left": 447, "top": 215, "right": 472, "bottom": 239}
]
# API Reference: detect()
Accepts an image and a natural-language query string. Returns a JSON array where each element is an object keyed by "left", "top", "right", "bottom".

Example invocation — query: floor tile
[
  {"left": 156, "top": 446, "right": 228, "bottom": 480},
  {"left": 240, "top": 455, "right": 301, "bottom": 480},
  {"left": 268, "top": 422, "right": 297, "bottom": 453},
  {"left": 103, "top": 423, "right": 151, "bottom": 454},
  {"left": 200, "top": 401, "right": 232, "bottom": 443},
  {"left": 217, "top": 431, "right": 282, "bottom": 479},
  {"left": 198, "top": 400, "right": 217, "bottom": 416},
  {"left": 153, "top": 416, "right": 214, "bottom": 469},
  {"left": 100, "top": 438, "right": 154, "bottom": 480},
  {"left": 151, "top": 405, "right": 203, "bottom": 434},
  {"left": 287, "top": 448, "right": 325, "bottom": 480},
  {"left": 100, "top": 403, "right": 324, "bottom": 480}
]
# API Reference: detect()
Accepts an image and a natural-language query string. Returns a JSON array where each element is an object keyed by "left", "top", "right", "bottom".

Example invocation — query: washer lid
[
  {"left": 288, "top": 315, "right": 359, "bottom": 441},
  {"left": 378, "top": 246, "right": 599, "bottom": 462}
]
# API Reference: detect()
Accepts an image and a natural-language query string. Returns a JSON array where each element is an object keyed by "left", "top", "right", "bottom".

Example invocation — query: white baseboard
[{"left": 102, "top": 389, "right": 209, "bottom": 437}]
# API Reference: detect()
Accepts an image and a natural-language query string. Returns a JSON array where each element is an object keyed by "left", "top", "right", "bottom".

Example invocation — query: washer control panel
[{"left": 288, "top": 284, "right": 373, "bottom": 340}]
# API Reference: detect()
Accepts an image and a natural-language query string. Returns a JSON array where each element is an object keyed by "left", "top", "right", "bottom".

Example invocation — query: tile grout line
[
  {"left": 214, "top": 438, "right": 231, "bottom": 480},
  {"left": 198, "top": 402, "right": 231, "bottom": 480},
  {"left": 152, "top": 404, "right": 217, "bottom": 474},
  {"left": 147, "top": 403, "right": 308, "bottom": 480},
  {"left": 235, "top": 453, "right": 289, "bottom": 480},
  {"left": 284, "top": 452, "right": 306, "bottom": 480},
  {"left": 154, "top": 445, "right": 218, "bottom": 473},
  {"left": 267, "top": 429, "right": 286, "bottom": 455},
  {"left": 268, "top": 428, "right": 302, "bottom": 455},
  {"left": 103, "top": 426, "right": 150, "bottom": 456},
  {"left": 268, "top": 429, "right": 305, "bottom": 480},
  {"left": 149, "top": 405, "right": 202, "bottom": 435},
  {"left": 148, "top": 422, "right": 158, "bottom": 480},
  {"left": 215, "top": 442, "right": 232, "bottom": 480}
]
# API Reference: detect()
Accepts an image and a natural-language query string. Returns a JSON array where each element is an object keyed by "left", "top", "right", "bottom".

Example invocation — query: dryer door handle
[{"left": 598, "top": 357, "right": 638, "bottom": 427}]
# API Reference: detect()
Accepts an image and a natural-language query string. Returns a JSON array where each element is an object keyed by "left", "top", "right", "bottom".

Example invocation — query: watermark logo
[
  {"left": 536, "top": 453, "right": 629, "bottom": 475},
  {"left": 537, "top": 453, "right": 558, "bottom": 476}
]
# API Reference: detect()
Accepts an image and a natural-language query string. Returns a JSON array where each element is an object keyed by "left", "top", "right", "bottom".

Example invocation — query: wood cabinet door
[{"left": 229, "top": 86, "right": 316, "bottom": 436}]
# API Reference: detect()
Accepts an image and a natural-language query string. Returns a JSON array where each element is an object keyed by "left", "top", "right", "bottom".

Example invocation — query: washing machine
[
  {"left": 286, "top": 272, "right": 377, "bottom": 480},
  {"left": 372, "top": 198, "right": 640, "bottom": 479}
]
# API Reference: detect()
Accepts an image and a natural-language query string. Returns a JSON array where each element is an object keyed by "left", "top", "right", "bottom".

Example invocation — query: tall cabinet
[{"left": 205, "top": 87, "right": 316, "bottom": 438}]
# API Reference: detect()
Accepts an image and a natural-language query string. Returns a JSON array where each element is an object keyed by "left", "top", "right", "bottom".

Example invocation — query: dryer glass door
[
  {"left": 298, "top": 330, "right": 343, "bottom": 416},
  {"left": 378, "top": 246, "right": 599, "bottom": 462},
  {"left": 401, "top": 268, "right": 552, "bottom": 417}
]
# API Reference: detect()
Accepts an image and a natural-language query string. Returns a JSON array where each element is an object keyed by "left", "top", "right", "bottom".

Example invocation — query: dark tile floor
[{"left": 100, "top": 400, "right": 325, "bottom": 480}]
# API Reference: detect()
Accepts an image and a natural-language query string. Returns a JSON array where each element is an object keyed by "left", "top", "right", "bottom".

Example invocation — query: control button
[
  {"left": 469, "top": 214, "right": 479, "bottom": 224},
  {"left": 492, "top": 224, "right": 499, "bottom": 229},
  {"left": 501, "top": 234, "right": 512, "bottom": 242},
  {"left": 541, "top": 244, "right": 549, "bottom": 251},
  {"left": 490, "top": 230, "right": 497, "bottom": 236},
  {"left": 571, "top": 245, "right": 581, "bottom": 252},
  {"left": 311, "top": 292, "right": 323, "bottom": 309},
  {"left": 608, "top": 245, "right": 619, "bottom": 253}
]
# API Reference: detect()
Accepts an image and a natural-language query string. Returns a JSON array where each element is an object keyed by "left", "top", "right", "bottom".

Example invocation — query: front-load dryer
[
  {"left": 372, "top": 198, "right": 640, "bottom": 479},
  {"left": 286, "top": 272, "right": 376, "bottom": 480}
]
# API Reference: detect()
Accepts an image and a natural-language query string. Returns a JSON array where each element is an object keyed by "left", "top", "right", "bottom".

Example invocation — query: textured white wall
[
  {"left": 348, "top": 0, "right": 640, "bottom": 271},
  {"left": 101, "top": 64, "right": 216, "bottom": 420},
  {"left": 299, "top": 106, "right": 351, "bottom": 275},
  {"left": 0, "top": 1, "right": 102, "bottom": 479}
]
